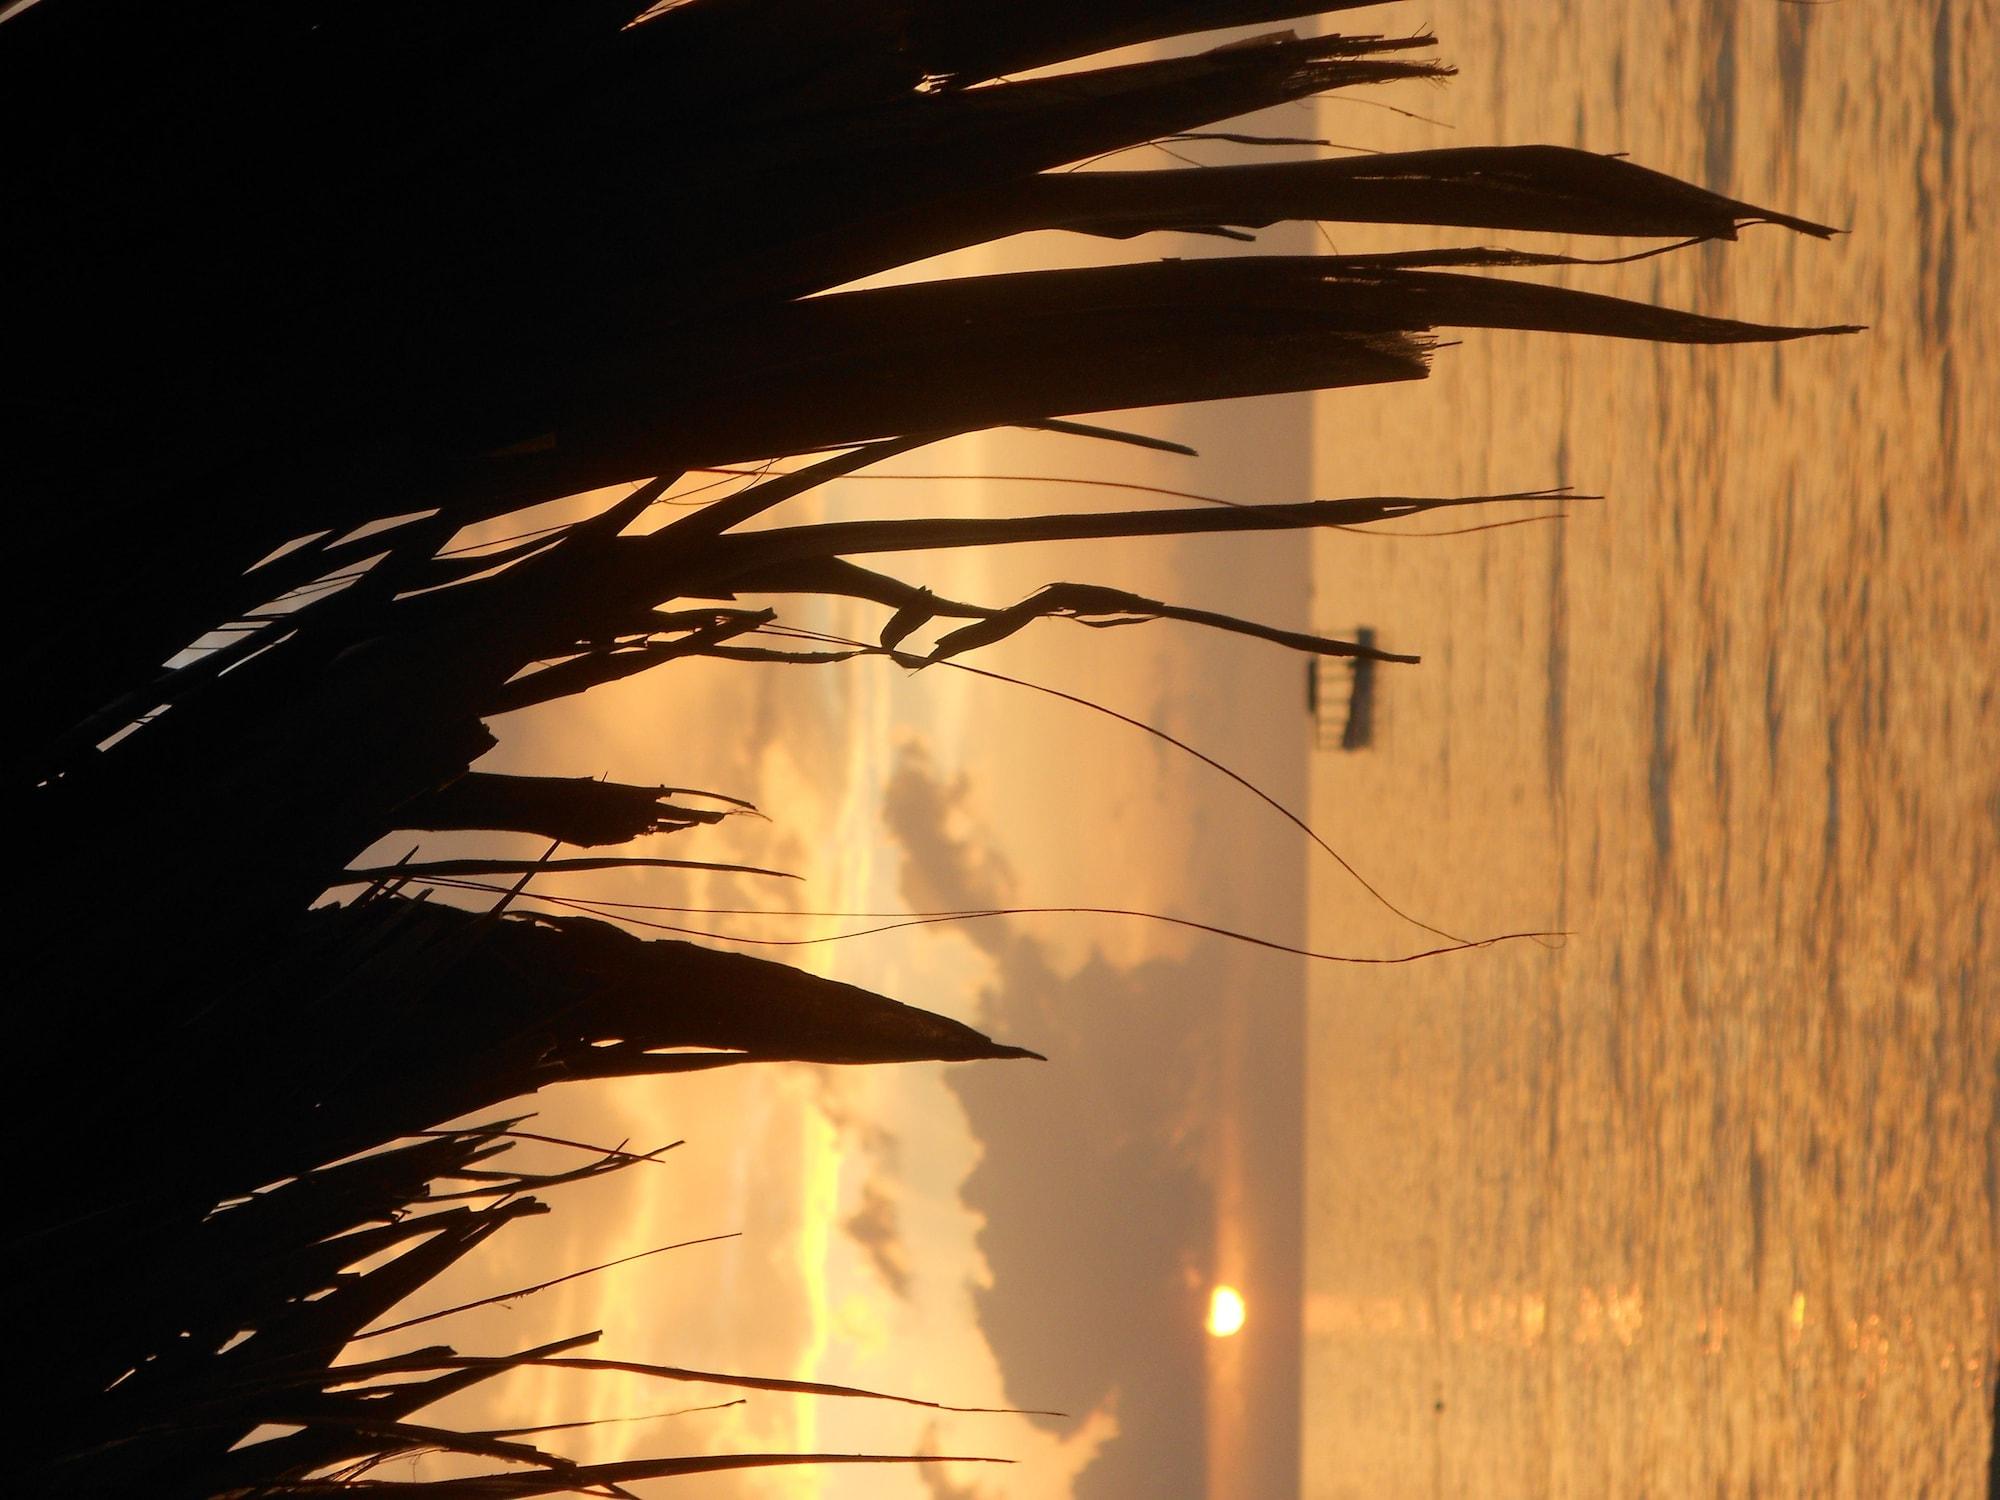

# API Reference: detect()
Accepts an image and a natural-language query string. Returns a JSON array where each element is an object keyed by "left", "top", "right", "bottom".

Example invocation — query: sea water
[{"left": 1303, "top": 4, "right": 1997, "bottom": 1495}]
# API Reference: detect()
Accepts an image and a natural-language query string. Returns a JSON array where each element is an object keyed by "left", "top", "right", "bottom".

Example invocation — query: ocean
[{"left": 1301, "top": 3, "right": 1997, "bottom": 1495}]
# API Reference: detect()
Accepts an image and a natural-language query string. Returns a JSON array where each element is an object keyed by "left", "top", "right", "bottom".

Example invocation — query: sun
[{"left": 1206, "top": 1284, "right": 1247, "bottom": 1338}]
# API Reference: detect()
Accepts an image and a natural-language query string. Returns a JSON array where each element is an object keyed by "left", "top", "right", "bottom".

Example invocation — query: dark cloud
[
  {"left": 845, "top": 1178, "right": 914, "bottom": 1300},
  {"left": 884, "top": 721, "right": 1305, "bottom": 1500},
  {"left": 879, "top": 748, "right": 1016, "bottom": 916}
]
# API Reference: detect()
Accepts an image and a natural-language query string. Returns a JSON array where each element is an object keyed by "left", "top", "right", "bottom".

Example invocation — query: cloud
[
  {"left": 880, "top": 744, "right": 1016, "bottom": 916},
  {"left": 883, "top": 743, "right": 1246, "bottom": 1500},
  {"left": 845, "top": 1178, "right": 914, "bottom": 1300}
]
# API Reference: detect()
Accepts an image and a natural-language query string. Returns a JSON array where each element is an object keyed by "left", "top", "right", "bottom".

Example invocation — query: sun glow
[{"left": 1206, "top": 1285, "right": 1247, "bottom": 1338}]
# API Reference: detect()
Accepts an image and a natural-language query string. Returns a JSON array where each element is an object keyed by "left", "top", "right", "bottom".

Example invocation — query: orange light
[{"left": 1206, "top": 1285, "right": 1247, "bottom": 1337}]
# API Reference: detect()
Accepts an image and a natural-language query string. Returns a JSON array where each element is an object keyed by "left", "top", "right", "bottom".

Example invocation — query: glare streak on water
[{"left": 1302, "top": 4, "right": 1997, "bottom": 1497}]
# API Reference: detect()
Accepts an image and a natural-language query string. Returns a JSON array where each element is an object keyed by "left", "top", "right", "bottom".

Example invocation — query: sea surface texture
[{"left": 1302, "top": 3, "right": 1997, "bottom": 1496}]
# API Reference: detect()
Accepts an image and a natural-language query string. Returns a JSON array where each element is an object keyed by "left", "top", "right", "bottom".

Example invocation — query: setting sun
[{"left": 1206, "top": 1285, "right": 1247, "bottom": 1338}]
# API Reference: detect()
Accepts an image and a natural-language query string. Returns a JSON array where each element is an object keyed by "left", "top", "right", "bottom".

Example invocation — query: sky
[{"left": 353, "top": 383, "right": 1329, "bottom": 1500}]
